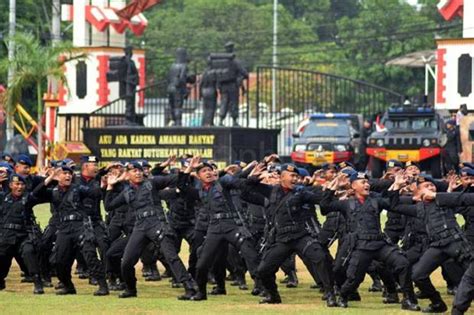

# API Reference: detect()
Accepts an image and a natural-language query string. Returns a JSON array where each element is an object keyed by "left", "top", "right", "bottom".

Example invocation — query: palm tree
[{"left": 1, "top": 33, "right": 84, "bottom": 167}]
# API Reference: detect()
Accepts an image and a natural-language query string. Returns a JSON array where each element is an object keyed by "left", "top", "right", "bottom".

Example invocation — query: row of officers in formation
[{"left": 0, "top": 152, "right": 474, "bottom": 315}]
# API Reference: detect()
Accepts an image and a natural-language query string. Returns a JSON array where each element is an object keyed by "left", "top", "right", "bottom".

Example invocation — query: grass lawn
[{"left": 0, "top": 204, "right": 456, "bottom": 314}]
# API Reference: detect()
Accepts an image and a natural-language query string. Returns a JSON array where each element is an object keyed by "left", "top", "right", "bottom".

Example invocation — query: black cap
[
  {"left": 140, "top": 160, "right": 151, "bottom": 168},
  {"left": 280, "top": 163, "right": 300, "bottom": 175},
  {"left": 127, "top": 161, "right": 143, "bottom": 171},
  {"left": 321, "top": 163, "right": 338, "bottom": 171},
  {"left": 16, "top": 154, "right": 32, "bottom": 167},
  {"left": 460, "top": 162, "right": 474, "bottom": 169},
  {"left": 80, "top": 155, "right": 99, "bottom": 163},
  {"left": 195, "top": 161, "right": 214, "bottom": 172},
  {"left": 9, "top": 173, "right": 26, "bottom": 184},
  {"left": 349, "top": 172, "right": 368, "bottom": 183},
  {"left": 416, "top": 174, "right": 435, "bottom": 185},
  {"left": 460, "top": 167, "right": 474, "bottom": 176},
  {"left": 386, "top": 159, "right": 403, "bottom": 169}
]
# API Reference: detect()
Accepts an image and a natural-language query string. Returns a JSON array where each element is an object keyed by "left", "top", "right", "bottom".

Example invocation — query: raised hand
[
  {"left": 107, "top": 174, "right": 119, "bottom": 186},
  {"left": 249, "top": 162, "right": 266, "bottom": 178}
]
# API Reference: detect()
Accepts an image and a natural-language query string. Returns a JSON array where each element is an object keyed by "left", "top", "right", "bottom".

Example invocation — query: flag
[{"left": 115, "top": 0, "right": 161, "bottom": 21}]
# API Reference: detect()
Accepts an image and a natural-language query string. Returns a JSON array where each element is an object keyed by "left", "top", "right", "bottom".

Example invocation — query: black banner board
[{"left": 82, "top": 127, "right": 280, "bottom": 168}]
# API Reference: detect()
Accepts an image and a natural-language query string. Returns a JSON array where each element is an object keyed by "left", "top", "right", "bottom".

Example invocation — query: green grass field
[{"left": 0, "top": 204, "right": 456, "bottom": 314}]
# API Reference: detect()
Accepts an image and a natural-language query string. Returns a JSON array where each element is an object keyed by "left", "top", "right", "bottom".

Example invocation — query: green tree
[{"left": 0, "top": 33, "right": 82, "bottom": 166}]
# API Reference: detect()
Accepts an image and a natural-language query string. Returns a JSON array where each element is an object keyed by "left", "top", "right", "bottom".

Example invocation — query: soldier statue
[
  {"left": 120, "top": 46, "right": 139, "bottom": 125},
  {"left": 167, "top": 48, "right": 189, "bottom": 126},
  {"left": 200, "top": 59, "right": 218, "bottom": 127},
  {"left": 209, "top": 42, "right": 248, "bottom": 127}
]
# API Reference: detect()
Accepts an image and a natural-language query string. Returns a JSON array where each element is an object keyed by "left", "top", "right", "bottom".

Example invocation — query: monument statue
[
  {"left": 200, "top": 59, "right": 218, "bottom": 126},
  {"left": 167, "top": 48, "right": 189, "bottom": 126},
  {"left": 209, "top": 42, "right": 248, "bottom": 127},
  {"left": 107, "top": 46, "right": 139, "bottom": 125}
]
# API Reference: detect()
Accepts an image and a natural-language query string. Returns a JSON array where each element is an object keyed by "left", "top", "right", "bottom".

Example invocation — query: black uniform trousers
[
  {"left": 341, "top": 244, "right": 415, "bottom": 300},
  {"left": 195, "top": 225, "right": 259, "bottom": 294},
  {"left": 0, "top": 229, "right": 40, "bottom": 280},
  {"left": 39, "top": 223, "right": 57, "bottom": 278},
  {"left": 453, "top": 261, "right": 474, "bottom": 314},
  {"left": 106, "top": 236, "right": 129, "bottom": 278},
  {"left": 412, "top": 240, "right": 470, "bottom": 302},
  {"left": 121, "top": 217, "right": 191, "bottom": 292},
  {"left": 406, "top": 241, "right": 465, "bottom": 291},
  {"left": 172, "top": 224, "right": 196, "bottom": 277},
  {"left": 258, "top": 235, "right": 333, "bottom": 295},
  {"left": 54, "top": 222, "right": 106, "bottom": 288}
]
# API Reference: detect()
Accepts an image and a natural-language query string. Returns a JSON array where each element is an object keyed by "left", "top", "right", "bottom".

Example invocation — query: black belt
[
  {"left": 60, "top": 214, "right": 83, "bottom": 222},
  {"left": 137, "top": 210, "right": 158, "bottom": 220},
  {"left": 3, "top": 223, "right": 24, "bottom": 230},
  {"left": 211, "top": 213, "right": 238, "bottom": 220}
]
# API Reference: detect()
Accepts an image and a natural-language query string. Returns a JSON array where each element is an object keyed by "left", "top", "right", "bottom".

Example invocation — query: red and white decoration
[{"left": 435, "top": 0, "right": 474, "bottom": 110}]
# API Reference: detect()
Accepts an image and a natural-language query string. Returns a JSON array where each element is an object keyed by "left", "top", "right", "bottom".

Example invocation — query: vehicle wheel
[
  {"left": 370, "top": 157, "right": 384, "bottom": 178},
  {"left": 430, "top": 155, "right": 442, "bottom": 178}
]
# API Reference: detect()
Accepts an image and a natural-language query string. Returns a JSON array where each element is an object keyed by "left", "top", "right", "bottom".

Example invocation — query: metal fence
[
  {"left": 254, "top": 66, "right": 404, "bottom": 155},
  {"left": 59, "top": 66, "right": 403, "bottom": 155}
]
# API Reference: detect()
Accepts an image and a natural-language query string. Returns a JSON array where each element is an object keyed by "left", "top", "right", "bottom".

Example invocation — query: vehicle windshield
[
  {"left": 383, "top": 117, "right": 438, "bottom": 131},
  {"left": 302, "top": 119, "right": 350, "bottom": 137}
]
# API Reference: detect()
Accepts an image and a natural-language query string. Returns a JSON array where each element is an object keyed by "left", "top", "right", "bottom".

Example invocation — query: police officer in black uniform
[
  {"left": 0, "top": 174, "right": 44, "bottom": 294},
  {"left": 244, "top": 163, "right": 336, "bottom": 306},
  {"left": 392, "top": 175, "right": 473, "bottom": 313},
  {"left": 36, "top": 165, "right": 109, "bottom": 296},
  {"left": 176, "top": 157, "right": 260, "bottom": 301},
  {"left": 321, "top": 171, "right": 420, "bottom": 310},
  {"left": 104, "top": 162, "right": 196, "bottom": 299}
]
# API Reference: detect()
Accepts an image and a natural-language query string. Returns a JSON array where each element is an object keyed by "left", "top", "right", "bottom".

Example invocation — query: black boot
[
  {"left": 145, "top": 265, "right": 162, "bottom": 282},
  {"left": 142, "top": 265, "right": 152, "bottom": 278},
  {"left": 401, "top": 298, "right": 421, "bottom": 311},
  {"left": 89, "top": 277, "right": 98, "bottom": 286},
  {"left": 383, "top": 292, "right": 400, "bottom": 304},
  {"left": 54, "top": 281, "right": 65, "bottom": 290},
  {"left": 326, "top": 292, "right": 337, "bottom": 307},
  {"left": 259, "top": 291, "right": 282, "bottom": 304},
  {"left": 94, "top": 279, "right": 109, "bottom": 296},
  {"left": 0, "top": 278, "right": 5, "bottom": 290},
  {"left": 209, "top": 286, "right": 227, "bottom": 295},
  {"left": 56, "top": 283, "right": 77, "bottom": 295},
  {"left": 161, "top": 269, "right": 172, "bottom": 279},
  {"left": 347, "top": 290, "right": 361, "bottom": 301},
  {"left": 337, "top": 295, "right": 348, "bottom": 308},
  {"left": 118, "top": 288, "right": 137, "bottom": 298},
  {"left": 42, "top": 276, "right": 53, "bottom": 288},
  {"left": 190, "top": 291, "right": 207, "bottom": 301},
  {"left": 33, "top": 275, "right": 44, "bottom": 295},
  {"left": 369, "top": 277, "right": 384, "bottom": 292},
  {"left": 422, "top": 301, "right": 448, "bottom": 313},
  {"left": 177, "top": 281, "right": 197, "bottom": 300},
  {"left": 286, "top": 271, "right": 298, "bottom": 288}
]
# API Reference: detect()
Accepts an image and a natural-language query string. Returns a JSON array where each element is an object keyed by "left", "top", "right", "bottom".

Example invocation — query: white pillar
[
  {"left": 463, "top": 0, "right": 474, "bottom": 38},
  {"left": 73, "top": 0, "right": 89, "bottom": 47}
]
